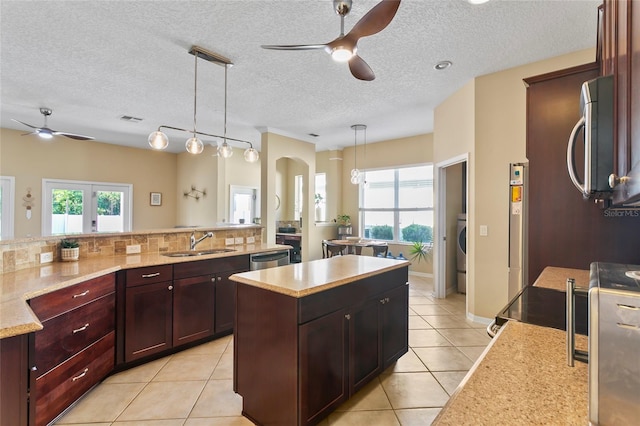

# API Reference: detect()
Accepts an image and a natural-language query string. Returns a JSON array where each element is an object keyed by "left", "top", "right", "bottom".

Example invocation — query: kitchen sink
[{"left": 163, "top": 248, "right": 236, "bottom": 257}]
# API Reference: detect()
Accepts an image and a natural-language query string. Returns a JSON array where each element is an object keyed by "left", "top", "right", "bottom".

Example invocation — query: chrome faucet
[{"left": 190, "top": 231, "right": 213, "bottom": 250}]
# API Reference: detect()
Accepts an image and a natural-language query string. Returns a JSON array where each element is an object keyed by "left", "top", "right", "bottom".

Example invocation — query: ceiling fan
[
  {"left": 261, "top": 0, "right": 401, "bottom": 81},
  {"left": 11, "top": 107, "right": 94, "bottom": 141}
]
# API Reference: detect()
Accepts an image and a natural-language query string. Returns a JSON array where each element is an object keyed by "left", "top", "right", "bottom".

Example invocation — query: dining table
[{"left": 330, "top": 239, "right": 388, "bottom": 255}]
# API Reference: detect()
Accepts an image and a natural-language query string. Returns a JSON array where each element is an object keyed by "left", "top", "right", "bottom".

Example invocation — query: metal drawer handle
[
  {"left": 72, "top": 323, "right": 89, "bottom": 334},
  {"left": 617, "top": 303, "right": 640, "bottom": 311},
  {"left": 617, "top": 323, "right": 640, "bottom": 330},
  {"left": 72, "top": 290, "right": 90, "bottom": 298},
  {"left": 345, "top": 314, "right": 351, "bottom": 320},
  {"left": 71, "top": 368, "right": 89, "bottom": 382},
  {"left": 141, "top": 272, "right": 161, "bottom": 278}
]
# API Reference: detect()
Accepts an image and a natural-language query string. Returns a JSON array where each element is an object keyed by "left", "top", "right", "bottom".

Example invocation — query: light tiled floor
[{"left": 55, "top": 275, "right": 490, "bottom": 426}]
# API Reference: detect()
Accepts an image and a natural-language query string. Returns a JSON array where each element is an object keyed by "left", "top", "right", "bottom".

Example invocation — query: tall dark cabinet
[{"left": 524, "top": 63, "right": 640, "bottom": 285}]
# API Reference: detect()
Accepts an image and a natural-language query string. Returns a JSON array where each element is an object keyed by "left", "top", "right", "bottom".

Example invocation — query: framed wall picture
[{"left": 150, "top": 192, "right": 162, "bottom": 206}]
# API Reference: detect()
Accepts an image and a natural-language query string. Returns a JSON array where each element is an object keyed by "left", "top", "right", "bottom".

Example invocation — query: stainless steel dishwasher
[{"left": 250, "top": 250, "right": 290, "bottom": 270}]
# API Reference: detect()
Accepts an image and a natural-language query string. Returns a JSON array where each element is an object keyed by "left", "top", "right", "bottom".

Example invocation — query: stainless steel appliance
[
  {"left": 249, "top": 250, "right": 290, "bottom": 270},
  {"left": 456, "top": 214, "right": 466, "bottom": 293},
  {"left": 566, "top": 75, "right": 614, "bottom": 201},
  {"left": 508, "top": 163, "right": 528, "bottom": 299},
  {"left": 586, "top": 262, "right": 640, "bottom": 425}
]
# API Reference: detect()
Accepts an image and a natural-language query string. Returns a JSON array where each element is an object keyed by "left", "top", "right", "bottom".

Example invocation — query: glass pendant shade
[
  {"left": 148, "top": 131, "right": 169, "bottom": 150},
  {"left": 244, "top": 147, "right": 259, "bottom": 163},
  {"left": 185, "top": 136, "right": 204, "bottom": 154},
  {"left": 351, "top": 168, "right": 360, "bottom": 177},
  {"left": 218, "top": 141, "right": 234, "bottom": 158}
]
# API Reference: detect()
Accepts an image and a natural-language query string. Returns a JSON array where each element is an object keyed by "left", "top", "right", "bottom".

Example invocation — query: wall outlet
[
  {"left": 225, "top": 238, "right": 235, "bottom": 246},
  {"left": 246, "top": 236, "right": 255, "bottom": 244},
  {"left": 126, "top": 244, "right": 141, "bottom": 254},
  {"left": 480, "top": 225, "right": 488, "bottom": 236},
  {"left": 234, "top": 237, "right": 244, "bottom": 245},
  {"left": 40, "top": 252, "right": 53, "bottom": 264}
]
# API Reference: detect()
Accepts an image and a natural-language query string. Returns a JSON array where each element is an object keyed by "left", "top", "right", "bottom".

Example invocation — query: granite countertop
[
  {"left": 230, "top": 255, "right": 410, "bottom": 298},
  {"left": 0, "top": 243, "right": 288, "bottom": 339},
  {"left": 532, "top": 266, "right": 590, "bottom": 291},
  {"left": 433, "top": 321, "right": 588, "bottom": 425}
]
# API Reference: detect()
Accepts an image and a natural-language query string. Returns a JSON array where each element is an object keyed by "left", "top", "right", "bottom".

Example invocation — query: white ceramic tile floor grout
[{"left": 54, "top": 275, "right": 489, "bottom": 426}]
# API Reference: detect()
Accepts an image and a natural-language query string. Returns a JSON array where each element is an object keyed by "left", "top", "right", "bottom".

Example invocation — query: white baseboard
[
  {"left": 466, "top": 312, "right": 492, "bottom": 325},
  {"left": 408, "top": 271, "right": 433, "bottom": 279}
]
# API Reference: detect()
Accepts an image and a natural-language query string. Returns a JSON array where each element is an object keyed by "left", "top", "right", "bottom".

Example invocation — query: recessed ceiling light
[
  {"left": 468, "top": 0, "right": 490, "bottom": 4},
  {"left": 434, "top": 60, "right": 452, "bottom": 70}
]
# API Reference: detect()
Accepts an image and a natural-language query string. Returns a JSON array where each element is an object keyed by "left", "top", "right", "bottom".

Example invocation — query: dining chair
[
  {"left": 372, "top": 244, "right": 388, "bottom": 258},
  {"left": 325, "top": 240, "right": 346, "bottom": 258}
]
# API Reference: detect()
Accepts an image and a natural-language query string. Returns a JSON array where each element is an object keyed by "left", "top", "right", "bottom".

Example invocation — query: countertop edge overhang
[
  {"left": 230, "top": 255, "right": 411, "bottom": 298},
  {"left": 0, "top": 243, "right": 289, "bottom": 339}
]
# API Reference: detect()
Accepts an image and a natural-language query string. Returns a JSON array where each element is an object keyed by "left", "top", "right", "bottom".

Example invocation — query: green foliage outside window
[
  {"left": 52, "top": 190, "right": 83, "bottom": 215},
  {"left": 370, "top": 225, "right": 393, "bottom": 240},
  {"left": 401, "top": 224, "right": 433, "bottom": 243},
  {"left": 97, "top": 192, "right": 121, "bottom": 216}
]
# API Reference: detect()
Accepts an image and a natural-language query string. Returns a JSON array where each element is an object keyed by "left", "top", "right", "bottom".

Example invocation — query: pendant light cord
[
  {"left": 193, "top": 52, "right": 198, "bottom": 137},
  {"left": 224, "top": 64, "right": 228, "bottom": 141}
]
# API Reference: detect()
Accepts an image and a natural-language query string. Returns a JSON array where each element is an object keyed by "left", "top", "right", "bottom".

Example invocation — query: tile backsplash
[{"left": 0, "top": 227, "right": 263, "bottom": 274}]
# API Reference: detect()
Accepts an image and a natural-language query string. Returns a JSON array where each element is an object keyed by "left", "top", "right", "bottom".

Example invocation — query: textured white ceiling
[{"left": 1, "top": 0, "right": 600, "bottom": 154}]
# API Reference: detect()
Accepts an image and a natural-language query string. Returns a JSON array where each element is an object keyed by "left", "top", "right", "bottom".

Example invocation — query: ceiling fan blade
[
  {"left": 53, "top": 131, "right": 95, "bottom": 141},
  {"left": 11, "top": 118, "right": 38, "bottom": 129},
  {"left": 349, "top": 55, "right": 375, "bottom": 81},
  {"left": 261, "top": 44, "right": 327, "bottom": 51},
  {"left": 21, "top": 131, "right": 37, "bottom": 137},
  {"left": 348, "top": 0, "right": 401, "bottom": 40}
]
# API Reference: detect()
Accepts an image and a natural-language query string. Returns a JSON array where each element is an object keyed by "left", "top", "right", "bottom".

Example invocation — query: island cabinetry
[
  {"left": 0, "top": 334, "right": 29, "bottom": 426},
  {"left": 234, "top": 265, "right": 409, "bottom": 426},
  {"left": 29, "top": 274, "right": 116, "bottom": 426}
]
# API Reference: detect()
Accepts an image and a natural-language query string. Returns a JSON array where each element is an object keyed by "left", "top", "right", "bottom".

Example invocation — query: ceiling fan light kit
[
  {"left": 261, "top": 0, "right": 401, "bottom": 81},
  {"left": 148, "top": 45, "right": 259, "bottom": 163},
  {"left": 12, "top": 107, "right": 95, "bottom": 141}
]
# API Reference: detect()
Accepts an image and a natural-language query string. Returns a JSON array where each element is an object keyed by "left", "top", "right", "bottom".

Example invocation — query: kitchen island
[{"left": 231, "top": 255, "right": 410, "bottom": 426}]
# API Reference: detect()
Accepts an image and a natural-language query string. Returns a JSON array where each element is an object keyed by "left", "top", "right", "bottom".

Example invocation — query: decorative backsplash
[{"left": 0, "top": 227, "right": 263, "bottom": 274}]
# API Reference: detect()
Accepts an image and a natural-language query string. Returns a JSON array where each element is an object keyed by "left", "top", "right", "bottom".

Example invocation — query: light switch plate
[
  {"left": 126, "top": 244, "right": 141, "bottom": 254},
  {"left": 40, "top": 252, "right": 53, "bottom": 264},
  {"left": 480, "top": 225, "right": 488, "bottom": 236},
  {"left": 225, "top": 238, "right": 235, "bottom": 246},
  {"left": 234, "top": 237, "right": 244, "bottom": 245},
  {"left": 246, "top": 236, "right": 255, "bottom": 244}
]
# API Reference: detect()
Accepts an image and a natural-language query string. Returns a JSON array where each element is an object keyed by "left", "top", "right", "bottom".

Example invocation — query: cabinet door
[
  {"left": 349, "top": 298, "right": 382, "bottom": 394},
  {"left": 381, "top": 284, "right": 409, "bottom": 368},
  {"left": 173, "top": 275, "right": 216, "bottom": 347},
  {"left": 300, "top": 309, "right": 348, "bottom": 425},
  {"left": 215, "top": 270, "right": 237, "bottom": 334},
  {"left": 125, "top": 281, "right": 173, "bottom": 362},
  {"left": 0, "top": 335, "right": 29, "bottom": 426}
]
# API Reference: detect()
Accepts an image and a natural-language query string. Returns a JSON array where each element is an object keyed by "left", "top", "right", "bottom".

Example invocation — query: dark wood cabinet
[
  {"left": 124, "top": 280, "right": 173, "bottom": 362},
  {"left": 215, "top": 270, "right": 238, "bottom": 333},
  {"left": 30, "top": 274, "right": 115, "bottom": 426},
  {"left": 0, "top": 334, "right": 29, "bottom": 426},
  {"left": 173, "top": 274, "right": 215, "bottom": 346},
  {"left": 524, "top": 63, "right": 640, "bottom": 285},
  {"left": 603, "top": 0, "right": 640, "bottom": 205},
  {"left": 235, "top": 266, "right": 409, "bottom": 426}
]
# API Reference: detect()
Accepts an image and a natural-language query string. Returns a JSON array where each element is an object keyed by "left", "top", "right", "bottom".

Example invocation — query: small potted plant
[
  {"left": 60, "top": 239, "right": 80, "bottom": 262},
  {"left": 409, "top": 241, "right": 432, "bottom": 263},
  {"left": 336, "top": 214, "right": 351, "bottom": 226}
]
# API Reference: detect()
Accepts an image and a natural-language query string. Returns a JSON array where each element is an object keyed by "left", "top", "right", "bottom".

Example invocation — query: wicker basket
[{"left": 61, "top": 247, "right": 79, "bottom": 262}]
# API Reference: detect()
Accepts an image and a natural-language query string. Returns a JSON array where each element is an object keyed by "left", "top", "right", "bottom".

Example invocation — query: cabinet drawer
[
  {"left": 126, "top": 264, "right": 173, "bottom": 287},
  {"left": 174, "top": 255, "right": 249, "bottom": 279},
  {"left": 34, "top": 292, "right": 115, "bottom": 376},
  {"left": 34, "top": 332, "right": 114, "bottom": 426},
  {"left": 30, "top": 274, "right": 115, "bottom": 321}
]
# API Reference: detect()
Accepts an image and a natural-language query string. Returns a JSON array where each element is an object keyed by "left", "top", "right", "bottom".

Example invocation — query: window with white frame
[
  {"left": 0, "top": 176, "right": 15, "bottom": 240},
  {"left": 294, "top": 174, "right": 303, "bottom": 221},
  {"left": 314, "top": 173, "right": 326, "bottom": 222},
  {"left": 360, "top": 165, "right": 433, "bottom": 243},
  {"left": 42, "top": 179, "right": 132, "bottom": 236}
]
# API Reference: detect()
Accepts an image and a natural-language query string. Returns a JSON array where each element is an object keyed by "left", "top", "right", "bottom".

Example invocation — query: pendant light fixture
[
  {"left": 350, "top": 124, "right": 366, "bottom": 184},
  {"left": 147, "top": 46, "right": 259, "bottom": 163}
]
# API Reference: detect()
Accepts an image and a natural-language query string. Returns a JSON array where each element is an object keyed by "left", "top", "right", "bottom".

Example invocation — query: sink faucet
[{"left": 190, "top": 231, "right": 213, "bottom": 250}]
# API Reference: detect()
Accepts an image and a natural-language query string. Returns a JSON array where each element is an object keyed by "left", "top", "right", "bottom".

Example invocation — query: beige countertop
[
  {"left": 532, "top": 266, "right": 590, "bottom": 291},
  {"left": 433, "top": 320, "right": 588, "bottom": 425},
  {"left": 0, "top": 243, "right": 288, "bottom": 339},
  {"left": 230, "top": 255, "right": 410, "bottom": 298}
]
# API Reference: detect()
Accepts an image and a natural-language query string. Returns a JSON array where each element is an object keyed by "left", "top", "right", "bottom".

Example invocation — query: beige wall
[
  {"left": 0, "top": 128, "right": 177, "bottom": 238},
  {"left": 434, "top": 48, "right": 595, "bottom": 319},
  {"left": 342, "top": 133, "right": 434, "bottom": 275}
]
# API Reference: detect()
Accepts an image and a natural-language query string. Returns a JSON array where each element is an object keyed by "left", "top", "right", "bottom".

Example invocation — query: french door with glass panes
[{"left": 42, "top": 179, "right": 132, "bottom": 236}]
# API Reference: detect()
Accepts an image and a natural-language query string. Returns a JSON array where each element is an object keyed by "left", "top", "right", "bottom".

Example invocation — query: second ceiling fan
[{"left": 261, "top": 0, "right": 401, "bottom": 81}]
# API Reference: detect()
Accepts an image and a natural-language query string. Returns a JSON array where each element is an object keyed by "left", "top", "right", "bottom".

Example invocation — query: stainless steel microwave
[{"left": 566, "top": 75, "right": 614, "bottom": 200}]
